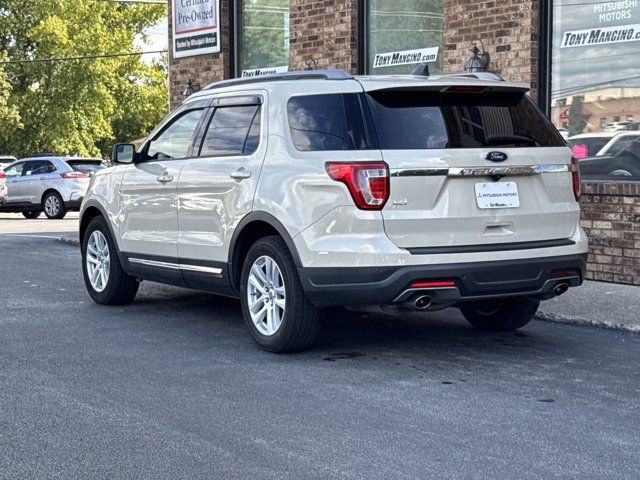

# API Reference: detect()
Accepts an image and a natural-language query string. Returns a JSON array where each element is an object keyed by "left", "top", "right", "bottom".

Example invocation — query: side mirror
[{"left": 111, "top": 143, "right": 136, "bottom": 164}]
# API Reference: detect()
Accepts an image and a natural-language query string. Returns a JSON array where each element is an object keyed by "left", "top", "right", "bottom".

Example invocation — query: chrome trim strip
[
  {"left": 128, "top": 258, "right": 223, "bottom": 276},
  {"left": 390, "top": 164, "right": 575, "bottom": 177}
]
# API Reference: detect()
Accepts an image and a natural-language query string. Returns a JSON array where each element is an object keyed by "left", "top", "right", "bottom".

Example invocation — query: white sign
[
  {"left": 172, "top": 0, "right": 220, "bottom": 59},
  {"left": 241, "top": 66, "right": 289, "bottom": 78},
  {"left": 561, "top": 22, "right": 640, "bottom": 48},
  {"left": 475, "top": 182, "right": 520, "bottom": 209},
  {"left": 373, "top": 47, "right": 439, "bottom": 68}
]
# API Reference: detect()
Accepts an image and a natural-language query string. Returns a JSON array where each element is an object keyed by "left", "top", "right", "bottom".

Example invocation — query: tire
[
  {"left": 82, "top": 216, "right": 139, "bottom": 305},
  {"left": 240, "top": 236, "right": 319, "bottom": 353},
  {"left": 22, "top": 210, "right": 41, "bottom": 219},
  {"left": 460, "top": 297, "right": 539, "bottom": 332},
  {"left": 42, "top": 191, "right": 67, "bottom": 219}
]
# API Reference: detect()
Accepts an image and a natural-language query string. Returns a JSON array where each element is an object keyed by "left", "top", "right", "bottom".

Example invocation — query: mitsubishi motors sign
[{"left": 172, "top": 0, "right": 220, "bottom": 58}]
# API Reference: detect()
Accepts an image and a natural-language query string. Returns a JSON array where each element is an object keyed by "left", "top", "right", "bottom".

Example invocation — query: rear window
[
  {"left": 568, "top": 136, "right": 610, "bottom": 158},
  {"left": 66, "top": 160, "right": 106, "bottom": 173},
  {"left": 366, "top": 90, "right": 566, "bottom": 149}
]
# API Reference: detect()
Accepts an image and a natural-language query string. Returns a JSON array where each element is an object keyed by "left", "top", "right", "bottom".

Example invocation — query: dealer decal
[
  {"left": 373, "top": 47, "right": 439, "bottom": 68},
  {"left": 561, "top": 22, "right": 640, "bottom": 48}
]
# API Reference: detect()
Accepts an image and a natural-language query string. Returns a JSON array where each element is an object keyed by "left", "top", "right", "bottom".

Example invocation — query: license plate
[{"left": 475, "top": 182, "right": 519, "bottom": 209}]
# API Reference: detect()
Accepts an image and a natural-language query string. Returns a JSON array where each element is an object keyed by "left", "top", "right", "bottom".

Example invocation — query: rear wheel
[
  {"left": 22, "top": 210, "right": 41, "bottom": 219},
  {"left": 82, "top": 216, "right": 139, "bottom": 305},
  {"left": 43, "top": 191, "right": 67, "bottom": 219},
  {"left": 240, "top": 236, "right": 319, "bottom": 353},
  {"left": 460, "top": 297, "right": 539, "bottom": 331}
]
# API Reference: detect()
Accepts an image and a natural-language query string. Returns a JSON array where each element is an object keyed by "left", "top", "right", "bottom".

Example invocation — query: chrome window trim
[
  {"left": 390, "top": 164, "right": 576, "bottom": 177},
  {"left": 128, "top": 258, "right": 223, "bottom": 277}
]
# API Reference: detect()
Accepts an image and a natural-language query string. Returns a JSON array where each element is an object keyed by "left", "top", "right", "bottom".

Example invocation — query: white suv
[{"left": 80, "top": 70, "right": 587, "bottom": 352}]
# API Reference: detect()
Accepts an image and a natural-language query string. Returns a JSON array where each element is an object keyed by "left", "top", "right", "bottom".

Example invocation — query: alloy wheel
[
  {"left": 246, "top": 255, "right": 286, "bottom": 336},
  {"left": 44, "top": 195, "right": 60, "bottom": 217},
  {"left": 86, "top": 230, "right": 111, "bottom": 293}
]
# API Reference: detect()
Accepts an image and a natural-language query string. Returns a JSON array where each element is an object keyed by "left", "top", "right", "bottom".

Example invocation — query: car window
[
  {"left": 199, "top": 105, "right": 261, "bottom": 157},
  {"left": 287, "top": 94, "right": 369, "bottom": 151},
  {"left": 570, "top": 137, "right": 610, "bottom": 158},
  {"left": 66, "top": 160, "right": 106, "bottom": 173},
  {"left": 146, "top": 109, "right": 205, "bottom": 160},
  {"left": 23, "top": 160, "right": 56, "bottom": 175},
  {"left": 4, "top": 162, "right": 24, "bottom": 177},
  {"left": 606, "top": 136, "right": 640, "bottom": 156}
]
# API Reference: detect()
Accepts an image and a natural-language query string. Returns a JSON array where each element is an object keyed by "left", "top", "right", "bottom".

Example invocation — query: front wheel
[
  {"left": 43, "top": 191, "right": 67, "bottom": 219},
  {"left": 82, "top": 216, "right": 139, "bottom": 305},
  {"left": 22, "top": 210, "right": 41, "bottom": 219},
  {"left": 240, "top": 236, "right": 319, "bottom": 353},
  {"left": 460, "top": 297, "right": 539, "bottom": 331}
]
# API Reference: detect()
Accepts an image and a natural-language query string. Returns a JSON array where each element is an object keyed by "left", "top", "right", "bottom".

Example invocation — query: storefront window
[
  {"left": 237, "top": 0, "right": 289, "bottom": 75},
  {"left": 551, "top": 0, "right": 640, "bottom": 182},
  {"left": 366, "top": 0, "right": 443, "bottom": 75}
]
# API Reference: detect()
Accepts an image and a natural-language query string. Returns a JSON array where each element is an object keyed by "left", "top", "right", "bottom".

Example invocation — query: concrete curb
[
  {"left": 536, "top": 312, "right": 640, "bottom": 335},
  {"left": 56, "top": 236, "right": 80, "bottom": 247}
]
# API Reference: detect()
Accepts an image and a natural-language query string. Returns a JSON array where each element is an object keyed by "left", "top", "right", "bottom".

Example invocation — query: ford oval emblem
[{"left": 485, "top": 151, "right": 508, "bottom": 162}]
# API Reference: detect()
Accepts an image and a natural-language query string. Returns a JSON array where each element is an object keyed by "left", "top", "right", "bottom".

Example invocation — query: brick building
[{"left": 168, "top": 0, "right": 640, "bottom": 285}]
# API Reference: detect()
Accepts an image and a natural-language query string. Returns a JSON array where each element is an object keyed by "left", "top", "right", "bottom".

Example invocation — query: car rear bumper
[
  {"left": 64, "top": 197, "right": 84, "bottom": 210},
  {"left": 298, "top": 254, "right": 587, "bottom": 308}
]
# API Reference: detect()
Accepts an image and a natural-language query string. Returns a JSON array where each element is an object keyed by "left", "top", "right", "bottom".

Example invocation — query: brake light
[
  {"left": 443, "top": 85, "right": 487, "bottom": 93},
  {"left": 325, "top": 161, "right": 389, "bottom": 210},
  {"left": 571, "top": 156, "right": 580, "bottom": 201},
  {"left": 61, "top": 171, "right": 89, "bottom": 179},
  {"left": 0, "top": 172, "right": 5, "bottom": 180},
  {"left": 410, "top": 280, "right": 456, "bottom": 288},
  {"left": 550, "top": 269, "right": 579, "bottom": 279}
]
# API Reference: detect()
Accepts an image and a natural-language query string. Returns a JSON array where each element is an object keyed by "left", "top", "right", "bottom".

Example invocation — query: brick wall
[
  {"left": 580, "top": 182, "right": 640, "bottom": 286},
  {"left": 289, "top": 0, "right": 359, "bottom": 72},
  {"left": 442, "top": 0, "right": 540, "bottom": 99}
]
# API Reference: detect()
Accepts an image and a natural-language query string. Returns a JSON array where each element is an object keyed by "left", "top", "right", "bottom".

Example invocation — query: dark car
[{"left": 579, "top": 139, "right": 640, "bottom": 181}]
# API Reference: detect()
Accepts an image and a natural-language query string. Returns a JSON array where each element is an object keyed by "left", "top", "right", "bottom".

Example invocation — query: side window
[
  {"left": 146, "top": 109, "right": 205, "bottom": 160},
  {"left": 4, "top": 162, "right": 24, "bottom": 177},
  {"left": 199, "top": 105, "right": 261, "bottom": 157},
  {"left": 287, "top": 94, "right": 368, "bottom": 151},
  {"left": 23, "top": 160, "right": 55, "bottom": 176}
]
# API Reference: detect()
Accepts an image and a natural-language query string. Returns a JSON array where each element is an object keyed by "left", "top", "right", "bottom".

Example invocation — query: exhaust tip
[
  {"left": 414, "top": 295, "right": 433, "bottom": 310},
  {"left": 553, "top": 283, "right": 569, "bottom": 297}
]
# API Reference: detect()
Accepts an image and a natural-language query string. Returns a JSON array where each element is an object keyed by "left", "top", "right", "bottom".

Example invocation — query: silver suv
[
  {"left": 80, "top": 70, "right": 587, "bottom": 352},
  {"left": 1, "top": 156, "right": 105, "bottom": 219}
]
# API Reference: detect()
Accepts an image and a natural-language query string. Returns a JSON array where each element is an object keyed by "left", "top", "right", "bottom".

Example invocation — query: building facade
[{"left": 168, "top": 0, "right": 640, "bottom": 285}]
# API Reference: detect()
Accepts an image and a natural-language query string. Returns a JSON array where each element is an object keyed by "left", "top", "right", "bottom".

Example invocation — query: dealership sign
[
  {"left": 373, "top": 47, "right": 439, "bottom": 68},
  {"left": 561, "top": 23, "right": 640, "bottom": 48},
  {"left": 172, "top": 0, "right": 220, "bottom": 58},
  {"left": 241, "top": 66, "right": 289, "bottom": 78}
]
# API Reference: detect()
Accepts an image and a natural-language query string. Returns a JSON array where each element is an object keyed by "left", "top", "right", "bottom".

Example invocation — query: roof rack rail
[
  {"left": 202, "top": 69, "right": 353, "bottom": 91},
  {"left": 442, "top": 72, "right": 505, "bottom": 82}
]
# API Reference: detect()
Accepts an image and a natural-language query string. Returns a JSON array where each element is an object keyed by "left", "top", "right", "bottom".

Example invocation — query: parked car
[
  {"left": 0, "top": 155, "right": 106, "bottom": 219},
  {"left": 567, "top": 132, "right": 616, "bottom": 158},
  {"left": 80, "top": 69, "right": 587, "bottom": 352},
  {"left": 580, "top": 139, "right": 640, "bottom": 181},
  {"left": 0, "top": 155, "right": 17, "bottom": 169},
  {"left": 596, "top": 132, "right": 640, "bottom": 157},
  {"left": 0, "top": 170, "right": 7, "bottom": 206},
  {"left": 603, "top": 121, "right": 639, "bottom": 132}
]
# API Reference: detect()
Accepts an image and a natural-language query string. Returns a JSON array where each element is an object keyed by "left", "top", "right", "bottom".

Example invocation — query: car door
[
  {"left": 3, "top": 162, "right": 27, "bottom": 204},
  {"left": 119, "top": 103, "right": 209, "bottom": 279},
  {"left": 177, "top": 93, "right": 266, "bottom": 290},
  {"left": 22, "top": 160, "right": 59, "bottom": 205}
]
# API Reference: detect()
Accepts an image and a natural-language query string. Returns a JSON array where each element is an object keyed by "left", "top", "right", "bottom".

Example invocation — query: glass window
[
  {"left": 66, "top": 160, "right": 107, "bottom": 174},
  {"left": 146, "top": 109, "right": 205, "bottom": 160},
  {"left": 287, "top": 94, "right": 369, "bottom": 151},
  {"left": 551, "top": 0, "right": 640, "bottom": 181},
  {"left": 24, "top": 160, "right": 56, "bottom": 175},
  {"left": 237, "top": 0, "right": 289, "bottom": 74},
  {"left": 4, "top": 162, "right": 24, "bottom": 177},
  {"left": 366, "top": 90, "right": 565, "bottom": 149},
  {"left": 366, "top": 0, "right": 443, "bottom": 74},
  {"left": 199, "top": 105, "right": 261, "bottom": 157}
]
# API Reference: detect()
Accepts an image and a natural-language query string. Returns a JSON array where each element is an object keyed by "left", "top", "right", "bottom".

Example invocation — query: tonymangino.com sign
[
  {"left": 172, "top": 0, "right": 220, "bottom": 58},
  {"left": 373, "top": 47, "right": 439, "bottom": 68},
  {"left": 561, "top": 22, "right": 640, "bottom": 47}
]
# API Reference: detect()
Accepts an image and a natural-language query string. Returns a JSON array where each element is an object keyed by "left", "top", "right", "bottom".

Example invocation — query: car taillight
[
  {"left": 571, "top": 156, "right": 580, "bottom": 202},
  {"left": 61, "top": 171, "right": 89, "bottom": 179},
  {"left": 0, "top": 172, "right": 5, "bottom": 179},
  {"left": 325, "top": 161, "right": 389, "bottom": 210}
]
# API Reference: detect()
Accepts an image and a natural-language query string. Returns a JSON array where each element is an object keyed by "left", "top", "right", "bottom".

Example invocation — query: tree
[
  {"left": 0, "top": 54, "right": 21, "bottom": 153},
  {"left": 0, "top": 0, "right": 168, "bottom": 157},
  {"left": 567, "top": 95, "right": 587, "bottom": 136}
]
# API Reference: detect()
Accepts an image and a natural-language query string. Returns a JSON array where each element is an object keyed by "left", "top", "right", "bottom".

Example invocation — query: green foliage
[
  {"left": 0, "top": 0, "right": 168, "bottom": 157},
  {"left": 239, "top": 0, "right": 289, "bottom": 71}
]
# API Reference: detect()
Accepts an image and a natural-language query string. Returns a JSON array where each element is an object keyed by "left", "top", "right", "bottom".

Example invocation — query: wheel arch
[
  {"left": 79, "top": 201, "right": 117, "bottom": 248},
  {"left": 228, "top": 212, "right": 302, "bottom": 293},
  {"left": 41, "top": 188, "right": 62, "bottom": 206}
]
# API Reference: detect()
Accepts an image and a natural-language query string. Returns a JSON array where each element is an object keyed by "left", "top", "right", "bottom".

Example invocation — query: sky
[{"left": 135, "top": 16, "right": 168, "bottom": 64}]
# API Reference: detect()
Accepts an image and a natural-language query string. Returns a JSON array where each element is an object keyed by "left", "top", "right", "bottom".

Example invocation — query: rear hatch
[{"left": 359, "top": 80, "right": 577, "bottom": 251}]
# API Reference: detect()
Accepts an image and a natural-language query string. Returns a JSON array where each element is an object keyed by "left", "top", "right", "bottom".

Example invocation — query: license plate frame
[{"left": 474, "top": 182, "right": 520, "bottom": 209}]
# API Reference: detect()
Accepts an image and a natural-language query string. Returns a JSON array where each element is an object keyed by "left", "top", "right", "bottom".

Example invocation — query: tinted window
[
  {"left": 580, "top": 139, "right": 640, "bottom": 182},
  {"left": 66, "top": 160, "right": 106, "bottom": 173},
  {"left": 24, "top": 160, "right": 56, "bottom": 175},
  {"left": 568, "top": 136, "right": 610, "bottom": 158},
  {"left": 199, "top": 105, "right": 260, "bottom": 157},
  {"left": 366, "top": 91, "right": 566, "bottom": 149},
  {"left": 147, "top": 109, "right": 205, "bottom": 160},
  {"left": 287, "top": 94, "right": 368, "bottom": 151}
]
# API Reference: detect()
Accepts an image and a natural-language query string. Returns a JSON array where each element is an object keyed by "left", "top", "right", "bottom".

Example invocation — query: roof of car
[{"left": 568, "top": 132, "right": 616, "bottom": 139}]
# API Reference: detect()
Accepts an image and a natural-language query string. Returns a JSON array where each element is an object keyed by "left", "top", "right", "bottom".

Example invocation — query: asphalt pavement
[{"left": 1, "top": 222, "right": 640, "bottom": 479}]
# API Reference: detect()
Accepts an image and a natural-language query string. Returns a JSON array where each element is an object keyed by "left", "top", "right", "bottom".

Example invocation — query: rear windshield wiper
[{"left": 484, "top": 134, "right": 537, "bottom": 147}]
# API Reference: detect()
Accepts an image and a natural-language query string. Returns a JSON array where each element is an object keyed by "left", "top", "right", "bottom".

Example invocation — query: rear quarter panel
[{"left": 81, "top": 166, "right": 126, "bottom": 249}]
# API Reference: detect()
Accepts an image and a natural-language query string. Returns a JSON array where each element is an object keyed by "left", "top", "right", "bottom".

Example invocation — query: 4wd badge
[{"left": 484, "top": 151, "right": 508, "bottom": 162}]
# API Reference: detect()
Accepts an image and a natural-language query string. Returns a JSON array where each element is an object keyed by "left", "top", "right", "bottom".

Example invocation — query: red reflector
[
  {"left": 61, "top": 171, "right": 89, "bottom": 179},
  {"left": 550, "top": 270, "right": 578, "bottom": 279},
  {"left": 410, "top": 280, "right": 456, "bottom": 288},
  {"left": 325, "top": 161, "right": 389, "bottom": 210},
  {"left": 443, "top": 85, "right": 487, "bottom": 93}
]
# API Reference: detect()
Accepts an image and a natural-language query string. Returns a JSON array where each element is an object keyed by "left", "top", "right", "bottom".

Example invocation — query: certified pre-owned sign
[
  {"left": 172, "top": 0, "right": 220, "bottom": 58},
  {"left": 373, "top": 47, "right": 439, "bottom": 68},
  {"left": 561, "top": 22, "right": 640, "bottom": 48}
]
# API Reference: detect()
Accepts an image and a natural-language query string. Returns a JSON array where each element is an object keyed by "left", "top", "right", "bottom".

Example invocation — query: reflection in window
[
  {"left": 551, "top": 0, "right": 640, "bottom": 182},
  {"left": 147, "top": 109, "right": 204, "bottom": 160},
  {"left": 200, "top": 105, "right": 261, "bottom": 156},
  {"left": 237, "top": 0, "right": 289, "bottom": 73},
  {"left": 367, "top": 0, "right": 443, "bottom": 74}
]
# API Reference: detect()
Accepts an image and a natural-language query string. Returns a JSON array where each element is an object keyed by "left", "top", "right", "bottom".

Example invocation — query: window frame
[{"left": 22, "top": 160, "right": 57, "bottom": 176}]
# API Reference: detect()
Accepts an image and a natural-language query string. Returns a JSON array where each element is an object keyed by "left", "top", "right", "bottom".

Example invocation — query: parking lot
[{"left": 1, "top": 215, "right": 640, "bottom": 479}]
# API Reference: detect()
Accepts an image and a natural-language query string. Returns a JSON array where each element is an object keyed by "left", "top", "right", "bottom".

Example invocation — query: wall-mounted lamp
[
  {"left": 182, "top": 71, "right": 200, "bottom": 98},
  {"left": 464, "top": 40, "right": 490, "bottom": 72}
]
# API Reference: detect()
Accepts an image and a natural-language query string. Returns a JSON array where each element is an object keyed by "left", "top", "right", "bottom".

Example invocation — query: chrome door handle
[
  {"left": 156, "top": 174, "right": 174, "bottom": 184},
  {"left": 229, "top": 169, "right": 251, "bottom": 180}
]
